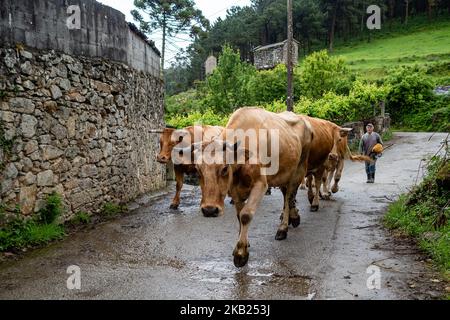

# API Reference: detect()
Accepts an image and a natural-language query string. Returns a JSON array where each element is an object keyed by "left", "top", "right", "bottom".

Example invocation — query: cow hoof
[
  {"left": 290, "top": 216, "right": 301, "bottom": 228},
  {"left": 332, "top": 186, "right": 339, "bottom": 193},
  {"left": 310, "top": 205, "right": 319, "bottom": 212},
  {"left": 275, "top": 229, "right": 288, "bottom": 241},
  {"left": 322, "top": 194, "right": 331, "bottom": 200},
  {"left": 170, "top": 204, "right": 179, "bottom": 210},
  {"left": 308, "top": 195, "right": 314, "bottom": 205},
  {"left": 233, "top": 253, "right": 249, "bottom": 268}
]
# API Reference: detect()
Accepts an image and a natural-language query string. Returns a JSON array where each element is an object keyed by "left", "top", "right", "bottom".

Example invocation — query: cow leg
[
  {"left": 307, "top": 175, "right": 314, "bottom": 205},
  {"left": 332, "top": 159, "right": 344, "bottom": 194},
  {"left": 170, "top": 167, "right": 183, "bottom": 209},
  {"left": 299, "top": 178, "right": 306, "bottom": 190},
  {"left": 288, "top": 187, "right": 300, "bottom": 228},
  {"left": 233, "top": 179, "right": 267, "bottom": 268},
  {"left": 276, "top": 181, "right": 300, "bottom": 240},
  {"left": 311, "top": 168, "right": 325, "bottom": 212},
  {"left": 320, "top": 170, "right": 331, "bottom": 200}
]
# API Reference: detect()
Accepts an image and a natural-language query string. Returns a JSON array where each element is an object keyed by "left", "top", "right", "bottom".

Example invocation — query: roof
[
  {"left": 253, "top": 39, "right": 300, "bottom": 52},
  {"left": 128, "top": 23, "right": 161, "bottom": 57}
]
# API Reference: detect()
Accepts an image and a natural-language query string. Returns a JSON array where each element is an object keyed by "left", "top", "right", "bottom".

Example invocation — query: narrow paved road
[{"left": 0, "top": 132, "right": 447, "bottom": 300}]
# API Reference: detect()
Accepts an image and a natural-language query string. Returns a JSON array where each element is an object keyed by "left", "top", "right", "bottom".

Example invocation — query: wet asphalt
[{"left": 0, "top": 132, "right": 447, "bottom": 300}]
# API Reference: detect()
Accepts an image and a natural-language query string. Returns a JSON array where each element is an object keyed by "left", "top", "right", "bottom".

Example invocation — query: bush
[
  {"left": 385, "top": 65, "right": 435, "bottom": 123},
  {"left": 70, "top": 211, "right": 91, "bottom": 225},
  {"left": 248, "top": 64, "right": 297, "bottom": 105},
  {"left": 348, "top": 80, "right": 391, "bottom": 121},
  {"left": 165, "top": 89, "right": 205, "bottom": 117},
  {"left": 295, "top": 92, "right": 354, "bottom": 124},
  {"left": 102, "top": 202, "right": 127, "bottom": 217},
  {"left": 39, "top": 192, "right": 64, "bottom": 225},
  {"left": 166, "top": 109, "right": 230, "bottom": 129},
  {"left": 204, "top": 45, "right": 256, "bottom": 114},
  {"left": 299, "top": 50, "right": 353, "bottom": 99}
]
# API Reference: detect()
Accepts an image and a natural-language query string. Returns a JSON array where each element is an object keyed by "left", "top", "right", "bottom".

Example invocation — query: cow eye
[{"left": 221, "top": 166, "right": 229, "bottom": 177}]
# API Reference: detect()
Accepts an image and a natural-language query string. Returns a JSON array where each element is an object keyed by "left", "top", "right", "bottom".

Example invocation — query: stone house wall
[{"left": 0, "top": 47, "right": 165, "bottom": 220}]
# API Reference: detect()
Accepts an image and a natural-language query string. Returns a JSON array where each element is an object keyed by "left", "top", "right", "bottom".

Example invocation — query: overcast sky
[{"left": 97, "top": 0, "right": 252, "bottom": 65}]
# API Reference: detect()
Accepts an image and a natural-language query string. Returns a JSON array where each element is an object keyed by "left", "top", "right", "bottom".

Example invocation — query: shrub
[
  {"left": 166, "top": 109, "right": 229, "bottom": 129},
  {"left": 295, "top": 92, "right": 354, "bottom": 124},
  {"left": 70, "top": 211, "right": 91, "bottom": 225},
  {"left": 0, "top": 214, "right": 65, "bottom": 252},
  {"left": 39, "top": 192, "right": 64, "bottom": 225},
  {"left": 165, "top": 89, "right": 205, "bottom": 117},
  {"left": 204, "top": 45, "right": 256, "bottom": 113},
  {"left": 299, "top": 50, "right": 353, "bottom": 99},
  {"left": 248, "top": 64, "right": 291, "bottom": 105},
  {"left": 348, "top": 80, "right": 391, "bottom": 120},
  {"left": 102, "top": 202, "right": 127, "bottom": 217},
  {"left": 385, "top": 65, "right": 435, "bottom": 123}
]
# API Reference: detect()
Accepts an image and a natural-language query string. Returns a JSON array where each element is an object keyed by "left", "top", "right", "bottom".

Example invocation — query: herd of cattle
[{"left": 156, "top": 107, "right": 371, "bottom": 267}]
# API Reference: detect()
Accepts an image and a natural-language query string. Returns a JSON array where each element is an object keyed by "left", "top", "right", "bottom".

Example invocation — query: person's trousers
[{"left": 365, "top": 160, "right": 376, "bottom": 175}]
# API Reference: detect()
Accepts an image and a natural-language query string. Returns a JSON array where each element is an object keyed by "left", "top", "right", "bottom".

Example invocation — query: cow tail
[{"left": 346, "top": 144, "right": 371, "bottom": 162}]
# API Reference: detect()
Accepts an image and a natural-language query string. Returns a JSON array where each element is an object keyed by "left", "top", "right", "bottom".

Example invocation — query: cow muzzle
[
  {"left": 328, "top": 153, "right": 338, "bottom": 161},
  {"left": 201, "top": 206, "right": 220, "bottom": 218},
  {"left": 157, "top": 155, "right": 169, "bottom": 164}
]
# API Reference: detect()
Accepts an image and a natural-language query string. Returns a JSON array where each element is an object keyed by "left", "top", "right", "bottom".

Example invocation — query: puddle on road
[{"left": 189, "top": 259, "right": 312, "bottom": 299}]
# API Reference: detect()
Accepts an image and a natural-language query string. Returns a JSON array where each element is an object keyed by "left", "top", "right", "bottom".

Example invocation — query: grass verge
[{"left": 384, "top": 151, "right": 449, "bottom": 282}]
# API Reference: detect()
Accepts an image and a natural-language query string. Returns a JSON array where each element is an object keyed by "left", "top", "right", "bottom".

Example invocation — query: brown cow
[
  {"left": 175, "top": 107, "right": 314, "bottom": 267},
  {"left": 157, "top": 125, "right": 223, "bottom": 209},
  {"left": 320, "top": 137, "right": 371, "bottom": 200},
  {"left": 296, "top": 116, "right": 353, "bottom": 211}
]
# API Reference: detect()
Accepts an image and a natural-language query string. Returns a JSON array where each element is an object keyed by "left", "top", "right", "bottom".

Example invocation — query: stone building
[
  {"left": 205, "top": 55, "right": 217, "bottom": 76},
  {"left": 0, "top": 0, "right": 166, "bottom": 220},
  {"left": 253, "top": 39, "right": 299, "bottom": 70}
]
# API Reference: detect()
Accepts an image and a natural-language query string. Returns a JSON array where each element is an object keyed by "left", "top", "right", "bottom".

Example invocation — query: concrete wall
[{"left": 0, "top": 0, "right": 160, "bottom": 77}]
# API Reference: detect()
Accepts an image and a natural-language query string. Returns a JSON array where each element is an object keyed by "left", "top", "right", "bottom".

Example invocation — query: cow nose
[
  {"left": 202, "top": 206, "right": 219, "bottom": 217},
  {"left": 329, "top": 153, "right": 338, "bottom": 161},
  {"left": 157, "top": 155, "right": 168, "bottom": 163}
]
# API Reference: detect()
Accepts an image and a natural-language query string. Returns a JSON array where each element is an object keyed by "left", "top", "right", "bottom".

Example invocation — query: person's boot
[
  {"left": 366, "top": 173, "right": 371, "bottom": 183},
  {"left": 368, "top": 173, "right": 375, "bottom": 183}
]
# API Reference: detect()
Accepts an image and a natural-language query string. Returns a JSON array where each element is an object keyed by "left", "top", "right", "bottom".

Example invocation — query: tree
[
  {"left": 205, "top": 45, "right": 256, "bottom": 113},
  {"left": 131, "top": 0, "right": 209, "bottom": 70}
]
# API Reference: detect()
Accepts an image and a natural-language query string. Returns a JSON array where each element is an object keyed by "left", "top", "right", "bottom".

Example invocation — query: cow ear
[{"left": 340, "top": 128, "right": 352, "bottom": 137}]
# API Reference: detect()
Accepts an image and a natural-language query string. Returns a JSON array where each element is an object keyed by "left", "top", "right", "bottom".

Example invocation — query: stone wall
[
  {"left": 253, "top": 40, "right": 299, "bottom": 70},
  {"left": 0, "top": 47, "right": 166, "bottom": 219},
  {"left": 0, "top": 0, "right": 160, "bottom": 77},
  {"left": 343, "top": 115, "right": 391, "bottom": 144}
]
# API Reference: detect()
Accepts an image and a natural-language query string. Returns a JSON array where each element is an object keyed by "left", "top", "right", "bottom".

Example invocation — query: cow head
[
  {"left": 329, "top": 127, "right": 352, "bottom": 161},
  {"left": 174, "top": 139, "right": 244, "bottom": 217},
  {"left": 157, "top": 128, "right": 189, "bottom": 164}
]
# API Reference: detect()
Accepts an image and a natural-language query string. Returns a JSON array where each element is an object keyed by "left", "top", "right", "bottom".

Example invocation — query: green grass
[
  {"left": 385, "top": 196, "right": 450, "bottom": 277},
  {"left": 384, "top": 154, "right": 450, "bottom": 281},
  {"left": 334, "top": 19, "right": 450, "bottom": 82},
  {"left": 0, "top": 193, "right": 66, "bottom": 252},
  {"left": 101, "top": 202, "right": 127, "bottom": 217},
  {"left": 70, "top": 211, "right": 91, "bottom": 225}
]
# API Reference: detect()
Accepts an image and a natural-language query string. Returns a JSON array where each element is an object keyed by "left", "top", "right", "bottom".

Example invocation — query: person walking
[{"left": 359, "top": 123, "right": 383, "bottom": 183}]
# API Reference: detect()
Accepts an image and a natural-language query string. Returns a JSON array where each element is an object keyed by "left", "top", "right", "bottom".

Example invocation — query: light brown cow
[
  {"left": 175, "top": 107, "right": 314, "bottom": 267},
  {"left": 157, "top": 125, "right": 223, "bottom": 209},
  {"left": 296, "top": 116, "right": 353, "bottom": 211},
  {"left": 319, "top": 136, "right": 371, "bottom": 200}
]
